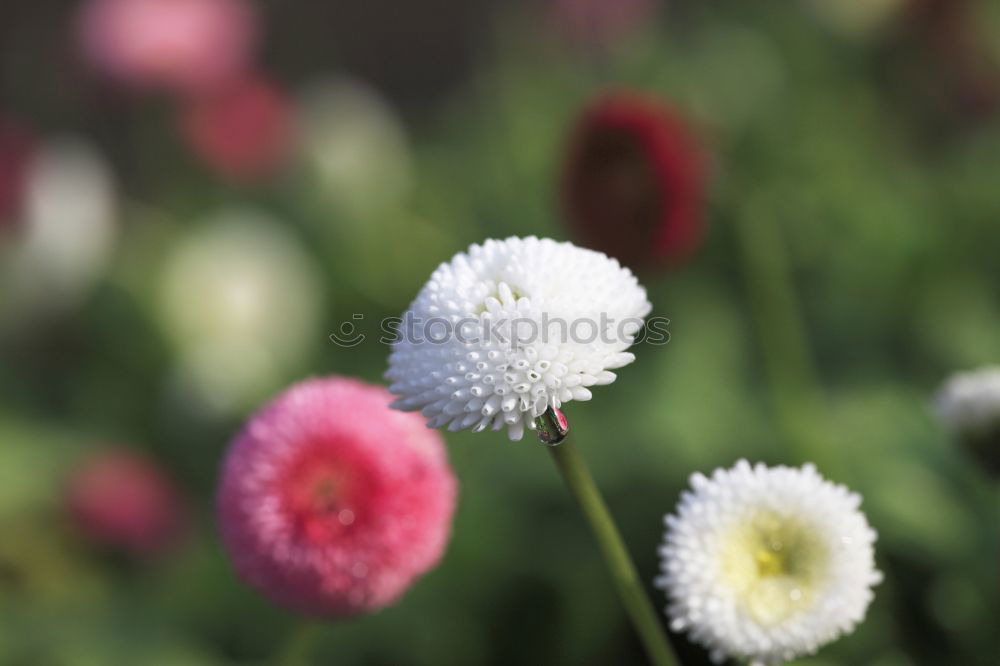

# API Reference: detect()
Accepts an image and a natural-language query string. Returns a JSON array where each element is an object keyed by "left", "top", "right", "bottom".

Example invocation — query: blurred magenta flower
[
  {"left": 67, "top": 450, "right": 186, "bottom": 556},
  {"left": 547, "top": 0, "right": 658, "bottom": 47},
  {"left": 180, "top": 76, "right": 293, "bottom": 181},
  {"left": 0, "top": 117, "right": 35, "bottom": 231},
  {"left": 561, "top": 91, "right": 705, "bottom": 271},
  {"left": 217, "top": 377, "right": 457, "bottom": 617},
  {"left": 78, "top": 0, "right": 257, "bottom": 95}
]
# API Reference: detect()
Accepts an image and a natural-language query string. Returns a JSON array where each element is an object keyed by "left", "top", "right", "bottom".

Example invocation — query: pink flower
[
  {"left": 561, "top": 91, "right": 706, "bottom": 270},
  {"left": 0, "top": 117, "right": 35, "bottom": 231},
  {"left": 217, "top": 377, "right": 458, "bottom": 617},
  {"left": 78, "top": 0, "right": 257, "bottom": 95},
  {"left": 66, "top": 450, "right": 186, "bottom": 555},
  {"left": 548, "top": 0, "right": 658, "bottom": 47},
  {"left": 180, "top": 76, "right": 293, "bottom": 182}
]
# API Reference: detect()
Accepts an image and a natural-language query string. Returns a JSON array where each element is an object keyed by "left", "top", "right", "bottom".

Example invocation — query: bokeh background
[{"left": 1, "top": 1, "right": 999, "bottom": 664}]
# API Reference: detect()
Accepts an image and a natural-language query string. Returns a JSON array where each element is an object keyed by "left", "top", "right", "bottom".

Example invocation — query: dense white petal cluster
[
  {"left": 386, "top": 236, "right": 651, "bottom": 440},
  {"left": 657, "top": 460, "right": 881, "bottom": 666},
  {"left": 935, "top": 366, "right": 1000, "bottom": 437}
]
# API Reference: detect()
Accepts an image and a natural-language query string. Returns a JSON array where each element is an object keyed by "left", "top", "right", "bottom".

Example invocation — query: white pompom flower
[
  {"left": 386, "top": 236, "right": 651, "bottom": 441},
  {"left": 656, "top": 460, "right": 881, "bottom": 666}
]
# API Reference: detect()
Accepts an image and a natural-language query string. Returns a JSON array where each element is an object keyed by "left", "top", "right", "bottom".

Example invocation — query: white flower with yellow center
[
  {"left": 386, "top": 236, "right": 651, "bottom": 441},
  {"left": 656, "top": 460, "right": 881, "bottom": 666}
]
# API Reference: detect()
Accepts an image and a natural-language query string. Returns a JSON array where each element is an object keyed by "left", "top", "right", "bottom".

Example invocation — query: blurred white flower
[
  {"left": 935, "top": 366, "right": 1000, "bottom": 436},
  {"left": 295, "top": 77, "right": 412, "bottom": 215},
  {"left": 159, "top": 209, "right": 322, "bottom": 412},
  {"left": 1, "top": 136, "right": 117, "bottom": 320},
  {"left": 935, "top": 366, "right": 1000, "bottom": 475},
  {"left": 657, "top": 460, "right": 881, "bottom": 666},
  {"left": 386, "top": 236, "right": 650, "bottom": 441}
]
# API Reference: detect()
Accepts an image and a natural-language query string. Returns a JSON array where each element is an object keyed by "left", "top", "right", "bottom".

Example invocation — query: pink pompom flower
[
  {"left": 66, "top": 449, "right": 186, "bottom": 556},
  {"left": 217, "top": 377, "right": 458, "bottom": 617},
  {"left": 180, "top": 75, "right": 294, "bottom": 182},
  {"left": 78, "top": 0, "right": 257, "bottom": 95},
  {"left": 561, "top": 91, "right": 706, "bottom": 271}
]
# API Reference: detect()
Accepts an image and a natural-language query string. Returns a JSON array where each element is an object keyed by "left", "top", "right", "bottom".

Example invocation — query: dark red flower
[
  {"left": 561, "top": 92, "right": 705, "bottom": 270},
  {"left": 66, "top": 450, "right": 186, "bottom": 556},
  {"left": 0, "top": 117, "right": 35, "bottom": 231},
  {"left": 903, "top": 0, "right": 999, "bottom": 120},
  {"left": 180, "top": 75, "right": 293, "bottom": 182}
]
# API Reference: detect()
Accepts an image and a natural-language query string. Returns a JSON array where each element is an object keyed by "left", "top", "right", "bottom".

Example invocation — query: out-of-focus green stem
[
  {"left": 278, "top": 622, "right": 322, "bottom": 666},
  {"left": 548, "top": 437, "right": 680, "bottom": 666},
  {"left": 734, "top": 201, "right": 835, "bottom": 469}
]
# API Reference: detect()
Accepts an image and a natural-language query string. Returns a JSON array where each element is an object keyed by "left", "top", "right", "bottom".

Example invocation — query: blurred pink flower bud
[
  {"left": 217, "top": 377, "right": 458, "bottom": 617},
  {"left": 78, "top": 0, "right": 257, "bottom": 95},
  {"left": 180, "top": 76, "right": 294, "bottom": 182},
  {"left": 0, "top": 117, "right": 35, "bottom": 231},
  {"left": 67, "top": 450, "right": 186, "bottom": 556},
  {"left": 548, "top": 0, "right": 658, "bottom": 47}
]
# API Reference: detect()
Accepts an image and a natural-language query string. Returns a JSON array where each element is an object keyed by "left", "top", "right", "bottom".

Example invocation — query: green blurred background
[{"left": 1, "top": 1, "right": 999, "bottom": 664}]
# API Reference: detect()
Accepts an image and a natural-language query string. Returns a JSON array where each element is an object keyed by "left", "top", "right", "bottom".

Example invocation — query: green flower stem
[
  {"left": 735, "top": 203, "right": 836, "bottom": 470},
  {"left": 278, "top": 622, "right": 323, "bottom": 666},
  {"left": 548, "top": 437, "right": 680, "bottom": 666}
]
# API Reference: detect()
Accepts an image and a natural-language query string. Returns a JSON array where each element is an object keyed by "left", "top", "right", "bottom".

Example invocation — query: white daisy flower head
[
  {"left": 386, "top": 236, "right": 651, "bottom": 441},
  {"left": 935, "top": 366, "right": 1000, "bottom": 475},
  {"left": 656, "top": 460, "right": 881, "bottom": 666}
]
